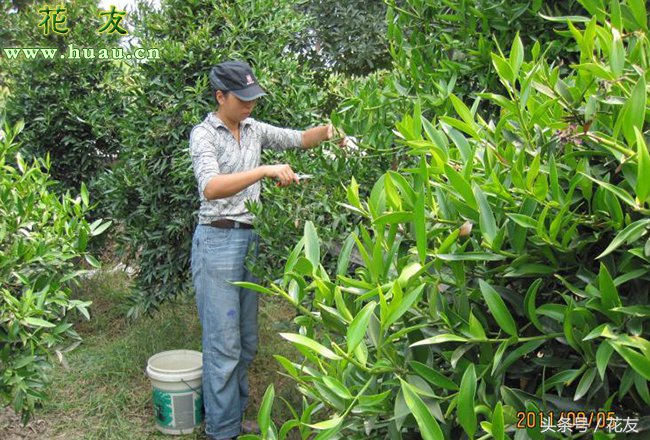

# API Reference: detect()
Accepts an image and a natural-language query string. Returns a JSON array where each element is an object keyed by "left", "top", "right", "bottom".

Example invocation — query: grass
[{"left": 30, "top": 265, "right": 301, "bottom": 439}]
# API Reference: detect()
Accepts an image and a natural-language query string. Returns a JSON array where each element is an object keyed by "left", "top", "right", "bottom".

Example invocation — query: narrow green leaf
[
  {"left": 596, "top": 341, "right": 615, "bottom": 380},
  {"left": 510, "top": 32, "right": 524, "bottom": 77},
  {"left": 458, "top": 364, "right": 477, "bottom": 437},
  {"left": 610, "top": 28, "right": 625, "bottom": 77},
  {"left": 449, "top": 94, "right": 475, "bottom": 128},
  {"left": 524, "top": 279, "right": 544, "bottom": 332},
  {"left": 410, "top": 361, "right": 459, "bottom": 391},
  {"left": 526, "top": 154, "right": 540, "bottom": 190},
  {"left": 599, "top": 263, "right": 622, "bottom": 310},
  {"left": 444, "top": 164, "right": 477, "bottom": 210},
  {"left": 597, "top": 218, "right": 650, "bottom": 258},
  {"left": 411, "top": 334, "right": 468, "bottom": 346},
  {"left": 385, "top": 173, "right": 402, "bottom": 210},
  {"left": 635, "top": 127, "right": 650, "bottom": 205},
  {"left": 473, "top": 183, "right": 497, "bottom": 246},
  {"left": 505, "top": 264, "right": 556, "bottom": 277},
  {"left": 304, "top": 221, "right": 320, "bottom": 268},
  {"left": 634, "top": 371, "right": 650, "bottom": 406},
  {"left": 629, "top": 0, "right": 648, "bottom": 30},
  {"left": 614, "top": 77, "right": 646, "bottom": 145},
  {"left": 492, "top": 402, "right": 505, "bottom": 440},
  {"left": 347, "top": 177, "right": 361, "bottom": 208},
  {"left": 574, "top": 368, "right": 597, "bottom": 401},
  {"left": 89, "top": 219, "right": 111, "bottom": 236},
  {"left": 307, "top": 415, "right": 343, "bottom": 430},
  {"left": 563, "top": 305, "right": 580, "bottom": 351},
  {"left": 581, "top": 173, "right": 636, "bottom": 207},
  {"left": 538, "top": 13, "right": 591, "bottom": 23},
  {"left": 284, "top": 237, "right": 305, "bottom": 275},
  {"left": 610, "top": 0, "right": 622, "bottom": 30},
  {"left": 491, "top": 339, "right": 513, "bottom": 375},
  {"left": 496, "top": 340, "right": 545, "bottom": 376},
  {"left": 583, "top": 323, "right": 617, "bottom": 341},
  {"left": 468, "top": 312, "right": 487, "bottom": 340},
  {"left": 385, "top": 285, "right": 425, "bottom": 329},
  {"left": 479, "top": 280, "right": 518, "bottom": 337},
  {"left": 549, "top": 155, "right": 562, "bottom": 202},
  {"left": 373, "top": 211, "right": 413, "bottom": 226},
  {"left": 84, "top": 254, "right": 101, "bottom": 268},
  {"left": 347, "top": 301, "right": 376, "bottom": 354},
  {"left": 257, "top": 384, "right": 274, "bottom": 437},
  {"left": 611, "top": 305, "right": 650, "bottom": 316},
  {"left": 336, "top": 233, "right": 356, "bottom": 277},
  {"left": 273, "top": 355, "right": 299, "bottom": 380},
  {"left": 279, "top": 333, "right": 342, "bottom": 360},
  {"left": 24, "top": 317, "right": 56, "bottom": 328},
  {"left": 610, "top": 342, "right": 650, "bottom": 380},
  {"left": 233, "top": 281, "right": 275, "bottom": 296},
  {"left": 80, "top": 182, "right": 89, "bottom": 207},
  {"left": 414, "top": 189, "right": 426, "bottom": 263},
  {"left": 575, "top": 62, "right": 616, "bottom": 80},
  {"left": 322, "top": 377, "right": 353, "bottom": 400},
  {"left": 435, "top": 252, "right": 505, "bottom": 262},
  {"left": 400, "top": 380, "right": 445, "bottom": 440},
  {"left": 491, "top": 53, "right": 515, "bottom": 84}
]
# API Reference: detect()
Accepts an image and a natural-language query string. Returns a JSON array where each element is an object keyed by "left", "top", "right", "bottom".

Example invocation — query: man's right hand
[{"left": 263, "top": 164, "right": 298, "bottom": 186}]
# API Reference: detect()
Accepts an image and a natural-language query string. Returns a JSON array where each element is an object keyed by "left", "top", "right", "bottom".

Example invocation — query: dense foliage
[
  {"left": 2, "top": 0, "right": 124, "bottom": 191},
  {"left": 0, "top": 96, "right": 110, "bottom": 420},
  {"left": 242, "top": 0, "right": 650, "bottom": 438},
  {"left": 291, "top": 0, "right": 391, "bottom": 76}
]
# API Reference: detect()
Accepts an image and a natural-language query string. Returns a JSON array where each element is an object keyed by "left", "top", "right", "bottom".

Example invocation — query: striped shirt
[{"left": 189, "top": 112, "right": 303, "bottom": 225}]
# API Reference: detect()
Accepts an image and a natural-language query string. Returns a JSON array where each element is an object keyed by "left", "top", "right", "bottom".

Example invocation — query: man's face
[{"left": 217, "top": 91, "right": 257, "bottom": 122}]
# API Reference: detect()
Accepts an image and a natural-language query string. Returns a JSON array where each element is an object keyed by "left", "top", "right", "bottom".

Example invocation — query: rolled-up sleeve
[
  {"left": 189, "top": 126, "right": 220, "bottom": 195},
  {"left": 255, "top": 120, "right": 303, "bottom": 151}
]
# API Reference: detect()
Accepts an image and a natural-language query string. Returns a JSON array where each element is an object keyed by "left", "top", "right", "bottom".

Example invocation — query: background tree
[
  {"left": 2, "top": 0, "right": 125, "bottom": 192},
  {"left": 290, "top": 0, "right": 391, "bottom": 77}
]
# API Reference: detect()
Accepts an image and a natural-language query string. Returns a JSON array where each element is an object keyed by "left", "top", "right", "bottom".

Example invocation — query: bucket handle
[{"left": 181, "top": 378, "right": 202, "bottom": 394}]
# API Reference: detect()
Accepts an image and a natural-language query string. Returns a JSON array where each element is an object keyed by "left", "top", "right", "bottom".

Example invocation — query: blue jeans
[{"left": 191, "top": 225, "right": 259, "bottom": 440}]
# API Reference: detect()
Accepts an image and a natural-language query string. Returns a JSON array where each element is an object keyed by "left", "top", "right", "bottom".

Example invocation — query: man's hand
[
  {"left": 264, "top": 164, "right": 298, "bottom": 186},
  {"left": 327, "top": 124, "right": 348, "bottom": 148}
]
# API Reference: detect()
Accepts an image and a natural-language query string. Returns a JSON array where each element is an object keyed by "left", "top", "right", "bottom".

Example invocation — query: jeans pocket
[{"left": 203, "top": 227, "right": 233, "bottom": 249}]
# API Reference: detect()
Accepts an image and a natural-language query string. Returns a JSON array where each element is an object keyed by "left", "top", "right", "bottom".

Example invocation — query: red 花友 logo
[{"left": 246, "top": 74, "right": 254, "bottom": 85}]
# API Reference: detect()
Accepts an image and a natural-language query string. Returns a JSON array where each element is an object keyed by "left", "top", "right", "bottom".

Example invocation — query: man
[{"left": 189, "top": 60, "right": 342, "bottom": 440}]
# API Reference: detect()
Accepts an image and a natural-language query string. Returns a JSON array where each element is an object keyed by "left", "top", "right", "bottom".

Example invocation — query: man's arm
[
  {"left": 301, "top": 124, "right": 348, "bottom": 149},
  {"left": 203, "top": 164, "right": 298, "bottom": 200},
  {"left": 203, "top": 167, "right": 266, "bottom": 200},
  {"left": 301, "top": 124, "right": 331, "bottom": 149}
]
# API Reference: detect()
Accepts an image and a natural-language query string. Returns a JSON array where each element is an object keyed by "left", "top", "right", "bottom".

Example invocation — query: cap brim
[{"left": 231, "top": 84, "right": 267, "bottom": 101}]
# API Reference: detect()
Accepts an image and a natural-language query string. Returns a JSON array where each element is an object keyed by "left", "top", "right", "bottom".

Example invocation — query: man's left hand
[{"left": 327, "top": 124, "right": 348, "bottom": 148}]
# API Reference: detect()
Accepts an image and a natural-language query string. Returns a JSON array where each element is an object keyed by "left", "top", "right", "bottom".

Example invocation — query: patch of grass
[{"left": 33, "top": 266, "right": 302, "bottom": 439}]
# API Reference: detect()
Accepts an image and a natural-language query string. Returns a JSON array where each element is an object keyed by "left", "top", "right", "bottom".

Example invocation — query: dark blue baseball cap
[{"left": 209, "top": 60, "right": 267, "bottom": 101}]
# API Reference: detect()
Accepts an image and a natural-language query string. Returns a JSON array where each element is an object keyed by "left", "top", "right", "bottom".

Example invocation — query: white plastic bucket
[{"left": 146, "top": 350, "right": 204, "bottom": 435}]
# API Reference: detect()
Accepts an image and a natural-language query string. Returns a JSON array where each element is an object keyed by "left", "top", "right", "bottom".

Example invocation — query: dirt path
[{"left": 0, "top": 407, "right": 48, "bottom": 440}]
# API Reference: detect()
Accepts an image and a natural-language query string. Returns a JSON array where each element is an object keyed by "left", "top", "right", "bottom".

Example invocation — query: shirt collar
[{"left": 207, "top": 112, "right": 252, "bottom": 131}]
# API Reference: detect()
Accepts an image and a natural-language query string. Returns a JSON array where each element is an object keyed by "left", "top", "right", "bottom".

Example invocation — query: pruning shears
[{"left": 275, "top": 173, "right": 314, "bottom": 186}]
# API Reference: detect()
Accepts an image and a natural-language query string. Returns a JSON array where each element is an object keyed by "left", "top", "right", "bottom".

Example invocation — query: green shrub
[
  {"left": 318, "top": 0, "right": 589, "bottom": 251},
  {"left": 290, "top": 0, "right": 391, "bottom": 77},
  {"left": 0, "top": 103, "right": 110, "bottom": 421},
  {"left": 241, "top": 1, "right": 650, "bottom": 438},
  {"left": 2, "top": 0, "right": 124, "bottom": 192}
]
